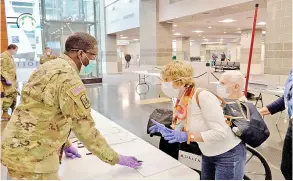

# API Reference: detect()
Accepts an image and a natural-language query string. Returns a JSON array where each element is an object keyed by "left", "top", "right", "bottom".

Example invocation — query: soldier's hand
[
  {"left": 4, "top": 80, "right": 12, "bottom": 86},
  {"left": 64, "top": 145, "right": 81, "bottom": 159}
]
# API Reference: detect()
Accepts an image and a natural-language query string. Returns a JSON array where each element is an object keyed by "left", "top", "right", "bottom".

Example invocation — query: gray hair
[{"left": 222, "top": 70, "right": 245, "bottom": 89}]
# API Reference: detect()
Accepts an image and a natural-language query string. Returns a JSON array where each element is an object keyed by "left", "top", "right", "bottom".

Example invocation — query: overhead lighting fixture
[
  {"left": 208, "top": 26, "right": 212, "bottom": 29},
  {"left": 173, "top": 33, "right": 182, "bottom": 36},
  {"left": 192, "top": 30, "right": 204, "bottom": 33},
  {"left": 262, "top": 31, "right": 266, "bottom": 34},
  {"left": 218, "top": 19, "right": 237, "bottom": 23},
  {"left": 120, "top": 35, "right": 123, "bottom": 37},
  {"left": 133, "top": 38, "right": 139, "bottom": 41},
  {"left": 203, "top": 39, "right": 209, "bottom": 41},
  {"left": 121, "top": 36, "right": 128, "bottom": 39},
  {"left": 257, "top": 21, "right": 266, "bottom": 25},
  {"left": 173, "top": 24, "right": 177, "bottom": 27},
  {"left": 224, "top": 32, "right": 227, "bottom": 34}
]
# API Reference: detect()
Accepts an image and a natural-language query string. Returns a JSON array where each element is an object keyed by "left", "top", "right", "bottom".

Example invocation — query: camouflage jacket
[
  {"left": 0, "top": 51, "right": 17, "bottom": 94},
  {"left": 1, "top": 54, "right": 118, "bottom": 173},
  {"left": 40, "top": 55, "right": 57, "bottom": 64}
]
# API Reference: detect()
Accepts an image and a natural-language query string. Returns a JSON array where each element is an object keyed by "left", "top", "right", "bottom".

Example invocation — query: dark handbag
[
  {"left": 225, "top": 101, "right": 270, "bottom": 148},
  {"left": 147, "top": 108, "right": 173, "bottom": 137}
]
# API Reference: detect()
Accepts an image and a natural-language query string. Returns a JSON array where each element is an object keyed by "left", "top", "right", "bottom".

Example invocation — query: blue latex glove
[
  {"left": 163, "top": 130, "right": 188, "bottom": 144},
  {"left": 149, "top": 119, "right": 173, "bottom": 136}
]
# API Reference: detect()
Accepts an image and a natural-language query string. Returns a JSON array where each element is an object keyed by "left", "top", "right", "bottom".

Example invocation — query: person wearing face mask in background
[
  {"left": 1, "top": 44, "right": 18, "bottom": 121},
  {"left": 150, "top": 61, "right": 245, "bottom": 180},
  {"left": 259, "top": 69, "right": 292, "bottom": 180},
  {"left": 40, "top": 47, "right": 57, "bottom": 64},
  {"left": 1, "top": 33, "right": 141, "bottom": 180}
]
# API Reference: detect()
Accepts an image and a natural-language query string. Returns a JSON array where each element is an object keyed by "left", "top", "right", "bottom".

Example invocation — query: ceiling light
[
  {"left": 121, "top": 37, "right": 128, "bottom": 39},
  {"left": 220, "top": 39, "right": 224, "bottom": 41},
  {"left": 208, "top": 27, "right": 212, "bottom": 29},
  {"left": 203, "top": 37, "right": 205, "bottom": 38},
  {"left": 203, "top": 39, "right": 209, "bottom": 41},
  {"left": 120, "top": 35, "right": 123, "bottom": 37},
  {"left": 173, "top": 33, "right": 182, "bottom": 36},
  {"left": 133, "top": 38, "right": 139, "bottom": 41},
  {"left": 190, "top": 40, "right": 194, "bottom": 42},
  {"left": 257, "top": 22, "right": 266, "bottom": 25},
  {"left": 224, "top": 32, "right": 227, "bottom": 34},
  {"left": 262, "top": 31, "right": 266, "bottom": 34},
  {"left": 218, "top": 19, "right": 237, "bottom": 23},
  {"left": 193, "top": 30, "right": 204, "bottom": 33},
  {"left": 173, "top": 24, "right": 177, "bottom": 27}
]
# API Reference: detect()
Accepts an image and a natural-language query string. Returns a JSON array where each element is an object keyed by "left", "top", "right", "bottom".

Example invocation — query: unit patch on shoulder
[
  {"left": 70, "top": 84, "right": 86, "bottom": 96},
  {"left": 80, "top": 94, "right": 90, "bottom": 109}
]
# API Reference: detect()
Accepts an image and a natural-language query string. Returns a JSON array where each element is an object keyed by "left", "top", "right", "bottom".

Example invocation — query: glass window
[
  {"left": 5, "top": 0, "right": 43, "bottom": 64},
  {"left": 41, "top": 0, "right": 102, "bottom": 78}
]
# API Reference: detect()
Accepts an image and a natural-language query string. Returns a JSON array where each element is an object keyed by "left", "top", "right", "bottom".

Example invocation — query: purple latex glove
[
  {"left": 4, "top": 80, "right": 12, "bottom": 86},
  {"left": 163, "top": 130, "right": 188, "bottom": 144},
  {"left": 149, "top": 119, "right": 173, "bottom": 136},
  {"left": 64, "top": 145, "right": 81, "bottom": 159},
  {"left": 117, "top": 155, "right": 142, "bottom": 168}
]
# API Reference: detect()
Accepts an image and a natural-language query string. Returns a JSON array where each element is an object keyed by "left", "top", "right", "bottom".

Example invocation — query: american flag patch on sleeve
[{"left": 71, "top": 84, "right": 85, "bottom": 96}]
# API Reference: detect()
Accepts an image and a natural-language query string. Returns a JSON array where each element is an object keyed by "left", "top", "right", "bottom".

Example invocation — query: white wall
[
  {"left": 159, "top": 0, "right": 254, "bottom": 22},
  {"left": 105, "top": 0, "right": 139, "bottom": 34}
]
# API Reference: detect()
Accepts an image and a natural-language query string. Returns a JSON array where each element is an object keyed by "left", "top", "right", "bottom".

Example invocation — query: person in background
[
  {"left": 212, "top": 53, "right": 218, "bottom": 66},
  {"left": 221, "top": 52, "right": 226, "bottom": 61},
  {"left": 0, "top": 44, "right": 18, "bottom": 121},
  {"left": 40, "top": 47, "right": 57, "bottom": 64},
  {"left": 150, "top": 61, "right": 246, "bottom": 180},
  {"left": 1, "top": 32, "right": 141, "bottom": 180},
  {"left": 259, "top": 69, "right": 292, "bottom": 180},
  {"left": 125, "top": 53, "right": 131, "bottom": 69}
]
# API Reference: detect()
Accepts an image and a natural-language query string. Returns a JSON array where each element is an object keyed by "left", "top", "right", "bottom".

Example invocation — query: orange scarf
[{"left": 171, "top": 86, "right": 195, "bottom": 132}]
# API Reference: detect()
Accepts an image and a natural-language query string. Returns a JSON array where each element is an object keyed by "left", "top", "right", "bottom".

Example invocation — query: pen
[{"left": 138, "top": 160, "right": 143, "bottom": 163}]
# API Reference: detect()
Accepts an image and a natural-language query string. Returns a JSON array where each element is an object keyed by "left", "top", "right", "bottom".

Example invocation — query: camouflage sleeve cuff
[{"left": 64, "top": 139, "right": 72, "bottom": 148}]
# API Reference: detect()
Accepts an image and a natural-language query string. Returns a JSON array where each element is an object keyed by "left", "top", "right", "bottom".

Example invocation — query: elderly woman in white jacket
[{"left": 150, "top": 61, "right": 247, "bottom": 180}]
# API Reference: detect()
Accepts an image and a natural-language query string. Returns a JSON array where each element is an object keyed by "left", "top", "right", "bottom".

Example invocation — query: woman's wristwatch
[{"left": 187, "top": 132, "right": 195, "bottom": 144}]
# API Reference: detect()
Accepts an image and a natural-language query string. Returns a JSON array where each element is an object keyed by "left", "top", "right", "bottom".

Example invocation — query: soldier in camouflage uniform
[
  {"left": 1, "top": 32, "right": 141, "bottom": 180},
  {"left": 40, "top": 47, "right": 57, "bottom": 64},
  {"left": 1, "top": 44, "right": 18, "bottom": 120}
]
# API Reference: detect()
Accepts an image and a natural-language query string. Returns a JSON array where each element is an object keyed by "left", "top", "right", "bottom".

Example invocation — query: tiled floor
[{"left": 1, "top": 69, "right": 288, "bottom": 180}]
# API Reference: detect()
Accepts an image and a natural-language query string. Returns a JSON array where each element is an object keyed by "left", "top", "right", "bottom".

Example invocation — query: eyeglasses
[{"left": 70, "top": 49, "right": 98, "bottom": 56}]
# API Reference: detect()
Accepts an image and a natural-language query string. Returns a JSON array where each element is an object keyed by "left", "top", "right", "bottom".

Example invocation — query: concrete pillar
[
  {"left": 265, "top": 0, "right": 292, "bottom": 75},
  {"left": 200, "top": 44, "right": 206, "bottom": 61},
  {"left": 139, "top": 0, "right": 172, "bottom": 66},
  {"left": 190, "top": 41, "right": 201, "bottom": 57},
  {"left": 103, "top": 35, "right": 121, "bottom": 73},
  {"left": 176, "top": 37, "right": 190, "bottom": 61},
  {"left": 100, "top": 0, "right": 121, "bottom": 74},
  {"left": 227, "top": 43, "right": 237, "bottom": 62},
  {"left": 240, "top": 29, "right": 263, "bottom": 75}
]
